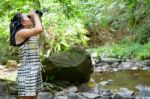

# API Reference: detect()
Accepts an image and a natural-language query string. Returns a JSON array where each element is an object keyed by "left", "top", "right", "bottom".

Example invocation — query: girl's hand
[{"left": 28, "top": 11, "right": 38, "bottom": 19}]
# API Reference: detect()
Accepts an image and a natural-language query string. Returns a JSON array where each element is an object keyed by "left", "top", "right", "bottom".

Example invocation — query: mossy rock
[{"left": 42, "top": 47, "right": 94, "bottom": 86}]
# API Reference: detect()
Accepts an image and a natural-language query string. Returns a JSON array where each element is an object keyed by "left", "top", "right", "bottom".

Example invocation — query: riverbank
[{"left": 1, "top": 57, "right": 150, "bottom": 98}]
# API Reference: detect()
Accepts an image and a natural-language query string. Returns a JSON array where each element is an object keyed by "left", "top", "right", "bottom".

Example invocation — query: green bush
[
  {"left": 135, "top": 41, "right": 150, "bottom": 60},
  {"left": 87, "top": 41, "right": 150, "bottom": 60},
  {"left": 1, "top": 0, "right": 150, "bottom": 63}
]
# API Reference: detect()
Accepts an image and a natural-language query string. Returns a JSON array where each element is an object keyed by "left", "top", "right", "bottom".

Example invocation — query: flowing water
[{"left": 92, "top": 70, "right": 150, "bottom": 91}]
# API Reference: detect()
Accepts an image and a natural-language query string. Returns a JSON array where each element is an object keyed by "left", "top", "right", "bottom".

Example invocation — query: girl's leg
[{"left": 35, "top": 90, "right": 39, "bottom": 99}]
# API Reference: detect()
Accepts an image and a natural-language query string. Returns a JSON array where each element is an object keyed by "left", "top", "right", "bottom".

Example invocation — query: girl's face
[{"left": 21, "top": 14, "right": 33, "bottom": 28}]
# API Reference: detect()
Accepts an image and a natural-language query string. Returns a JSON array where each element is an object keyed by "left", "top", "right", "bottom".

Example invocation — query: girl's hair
[{"left": 9, "top": 13, "right": 23, "bottom": 46}]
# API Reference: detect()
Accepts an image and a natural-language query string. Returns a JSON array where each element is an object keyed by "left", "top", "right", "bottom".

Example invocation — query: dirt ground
[{"left": 0, "top": 65, "right": 17, "bottom": 81}]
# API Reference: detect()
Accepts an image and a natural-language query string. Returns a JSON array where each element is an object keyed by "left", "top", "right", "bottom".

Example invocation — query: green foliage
[
  {"left": 133, "top": 20, "right": 150, "bottom": 44},
  {"left": 53, "top": 0, "right": 82, "bottom": 18},
  {"left": 85, "top": 0, "right": 150, "bottom": 60},
  {"left": 82, "top": 0, "right": 150, "bottom": 45},
  {"left": 87, "top": 41, "right": 150, "bottom": 60},
  {"left": 41, "top": 0, "right": 89, "bottom": 54},
  {"left": 0, "top": 17, "right": 13, "bottom": 64},
  {"left": 136, "top": 42, "right": 150, "bottom": 60},
  {"left": 1, "top": 0, "right": 150, "bottom": 63},
  {"left": 0, "top": 0, "right": 89, "bottom": 63}
]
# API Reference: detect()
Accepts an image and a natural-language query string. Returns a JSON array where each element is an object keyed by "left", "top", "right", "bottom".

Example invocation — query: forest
[{"left": 0, "top": 0, "right": 150, "bottom": 64}]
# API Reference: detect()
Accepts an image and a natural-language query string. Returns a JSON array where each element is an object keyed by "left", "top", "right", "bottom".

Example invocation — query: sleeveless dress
[{"left": 17, "top": 36, "right": 43, "bottom": 96}]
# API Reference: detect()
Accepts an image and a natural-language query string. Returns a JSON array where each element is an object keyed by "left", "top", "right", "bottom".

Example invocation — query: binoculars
[
  {"left": 27, "top": 10, "right": 43, "bottom": 18},
  {"left": 35, "top": 10, "right": 43, "bottom": 17}
]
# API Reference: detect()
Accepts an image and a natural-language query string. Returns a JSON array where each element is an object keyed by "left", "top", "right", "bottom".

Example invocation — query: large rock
[
  {"left": 42, "top": 47, "right": 94, "bottom": 85},
  {"left": 0, "top": 79, "right": 18, "bottom": 96}
]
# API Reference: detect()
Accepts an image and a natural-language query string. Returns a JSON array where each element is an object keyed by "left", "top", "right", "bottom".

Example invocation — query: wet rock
[
  {"left": 67, "top": 86, "right": 78, "bottom": 93},
  {"left": 95, "top": 65, "right": 110, "bottom": 72},
  {"left": 0, "top": 79, "right": 18, "bottom": 96},
  {"left": 101, "top": 58, "right": 122, "bottom": 64},
  {"left": 102, "top": 90, "right": 112, "bottom": 99},
  {"left": 95, "top": 62, "right": 109, "bottom": 68},
  {"left": 8, "top": 81, "right": 18, "bottom": 95},
  {"left": 141, "top": 59, "right": 150, "bottom": 66},
  {"left": 135, "top": 85, "right": 150, "bottom": 99},
  {"left": 67, "top": 92, "right": 87, "bottom": 99},
  {"left": 142, "top": 67, "right": 150, "bottom": 70},
  {"left": 42, "top": 82, "right": 63, "bottom": 94},
  {"left": 112, "top": 88, "right": 134, "bottom": 99},
  {"left": 54, "top": 95, "right": 68, "bottom": 99},
  {"left": 118, "top": 62, "right": 135, "bottom": 69},
  {"left": 81, "top": 92, "right": 100, "bottom": 99},
  {"left": 54, "top": 85, "right": 78, "bottom": 96},
  {"left": 8, "top": 86, "right": 18, "bottom": 95},
  {"left": 134, "top": 62, "right": 144, "bottom": 68},
  {"left": 38, "top": 92, "right": 54, "bottom": 99},
  {"left": 67, "top": 92, "right": 78, "bottom": 99},
  {"left": 0, "top": 96, "right": 17, "bottom": 99},
  {"left": 42, "top": 47, "right": 94, "bottom": 85},
  {"left": 78, "top": 79, "right": 98, "bottom": 94},
  {"left": 75, "top": 95, "right": 87, "bottom": 99},
  {"left": 54, "top": 86, "right": 78, "bottom": 96},
  {"left": 110, "top": 62, "right": 120, "bottom": 68},
  {"left": 55, "top": 91, "right": 66, "bottom": 96},
  {"left": 95, "top": 67, "right": 103, "bottom": 72},
  {"left": 94, "top": 57, "right": 150, "bottom": 71}
]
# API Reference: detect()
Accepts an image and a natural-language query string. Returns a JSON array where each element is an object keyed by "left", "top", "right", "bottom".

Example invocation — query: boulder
[{"left": 42, "top": 47, "right": 94, "bottom": 85}]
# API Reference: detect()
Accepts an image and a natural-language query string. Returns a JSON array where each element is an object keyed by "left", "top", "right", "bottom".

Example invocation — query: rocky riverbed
[{"left": 1, "top": 55, "right": 150, "bottom": 99}]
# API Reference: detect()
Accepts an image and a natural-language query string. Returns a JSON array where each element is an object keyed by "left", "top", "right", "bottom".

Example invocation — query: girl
[{"left": 10, "top": 11, "right": 43, "bottom": 99}]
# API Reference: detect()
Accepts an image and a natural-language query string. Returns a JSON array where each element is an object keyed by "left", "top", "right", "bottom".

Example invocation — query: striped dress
[{"left": 17, "top": 36, "right": 43, "bottom": 96}]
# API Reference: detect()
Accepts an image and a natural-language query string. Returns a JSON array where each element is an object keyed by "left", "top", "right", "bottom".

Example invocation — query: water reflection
[{"left": 92, "top": 70, "right": 150, "bottom": 91}]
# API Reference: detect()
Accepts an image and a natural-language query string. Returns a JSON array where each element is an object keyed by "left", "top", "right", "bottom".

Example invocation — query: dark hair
[{"left": 9, "top": 13, "right": 23, "bottom": 46}]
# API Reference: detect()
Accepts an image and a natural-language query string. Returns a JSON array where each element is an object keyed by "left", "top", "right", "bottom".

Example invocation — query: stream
[{"left": 92, "top": 69, "right": 150, "bottom": 92}]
